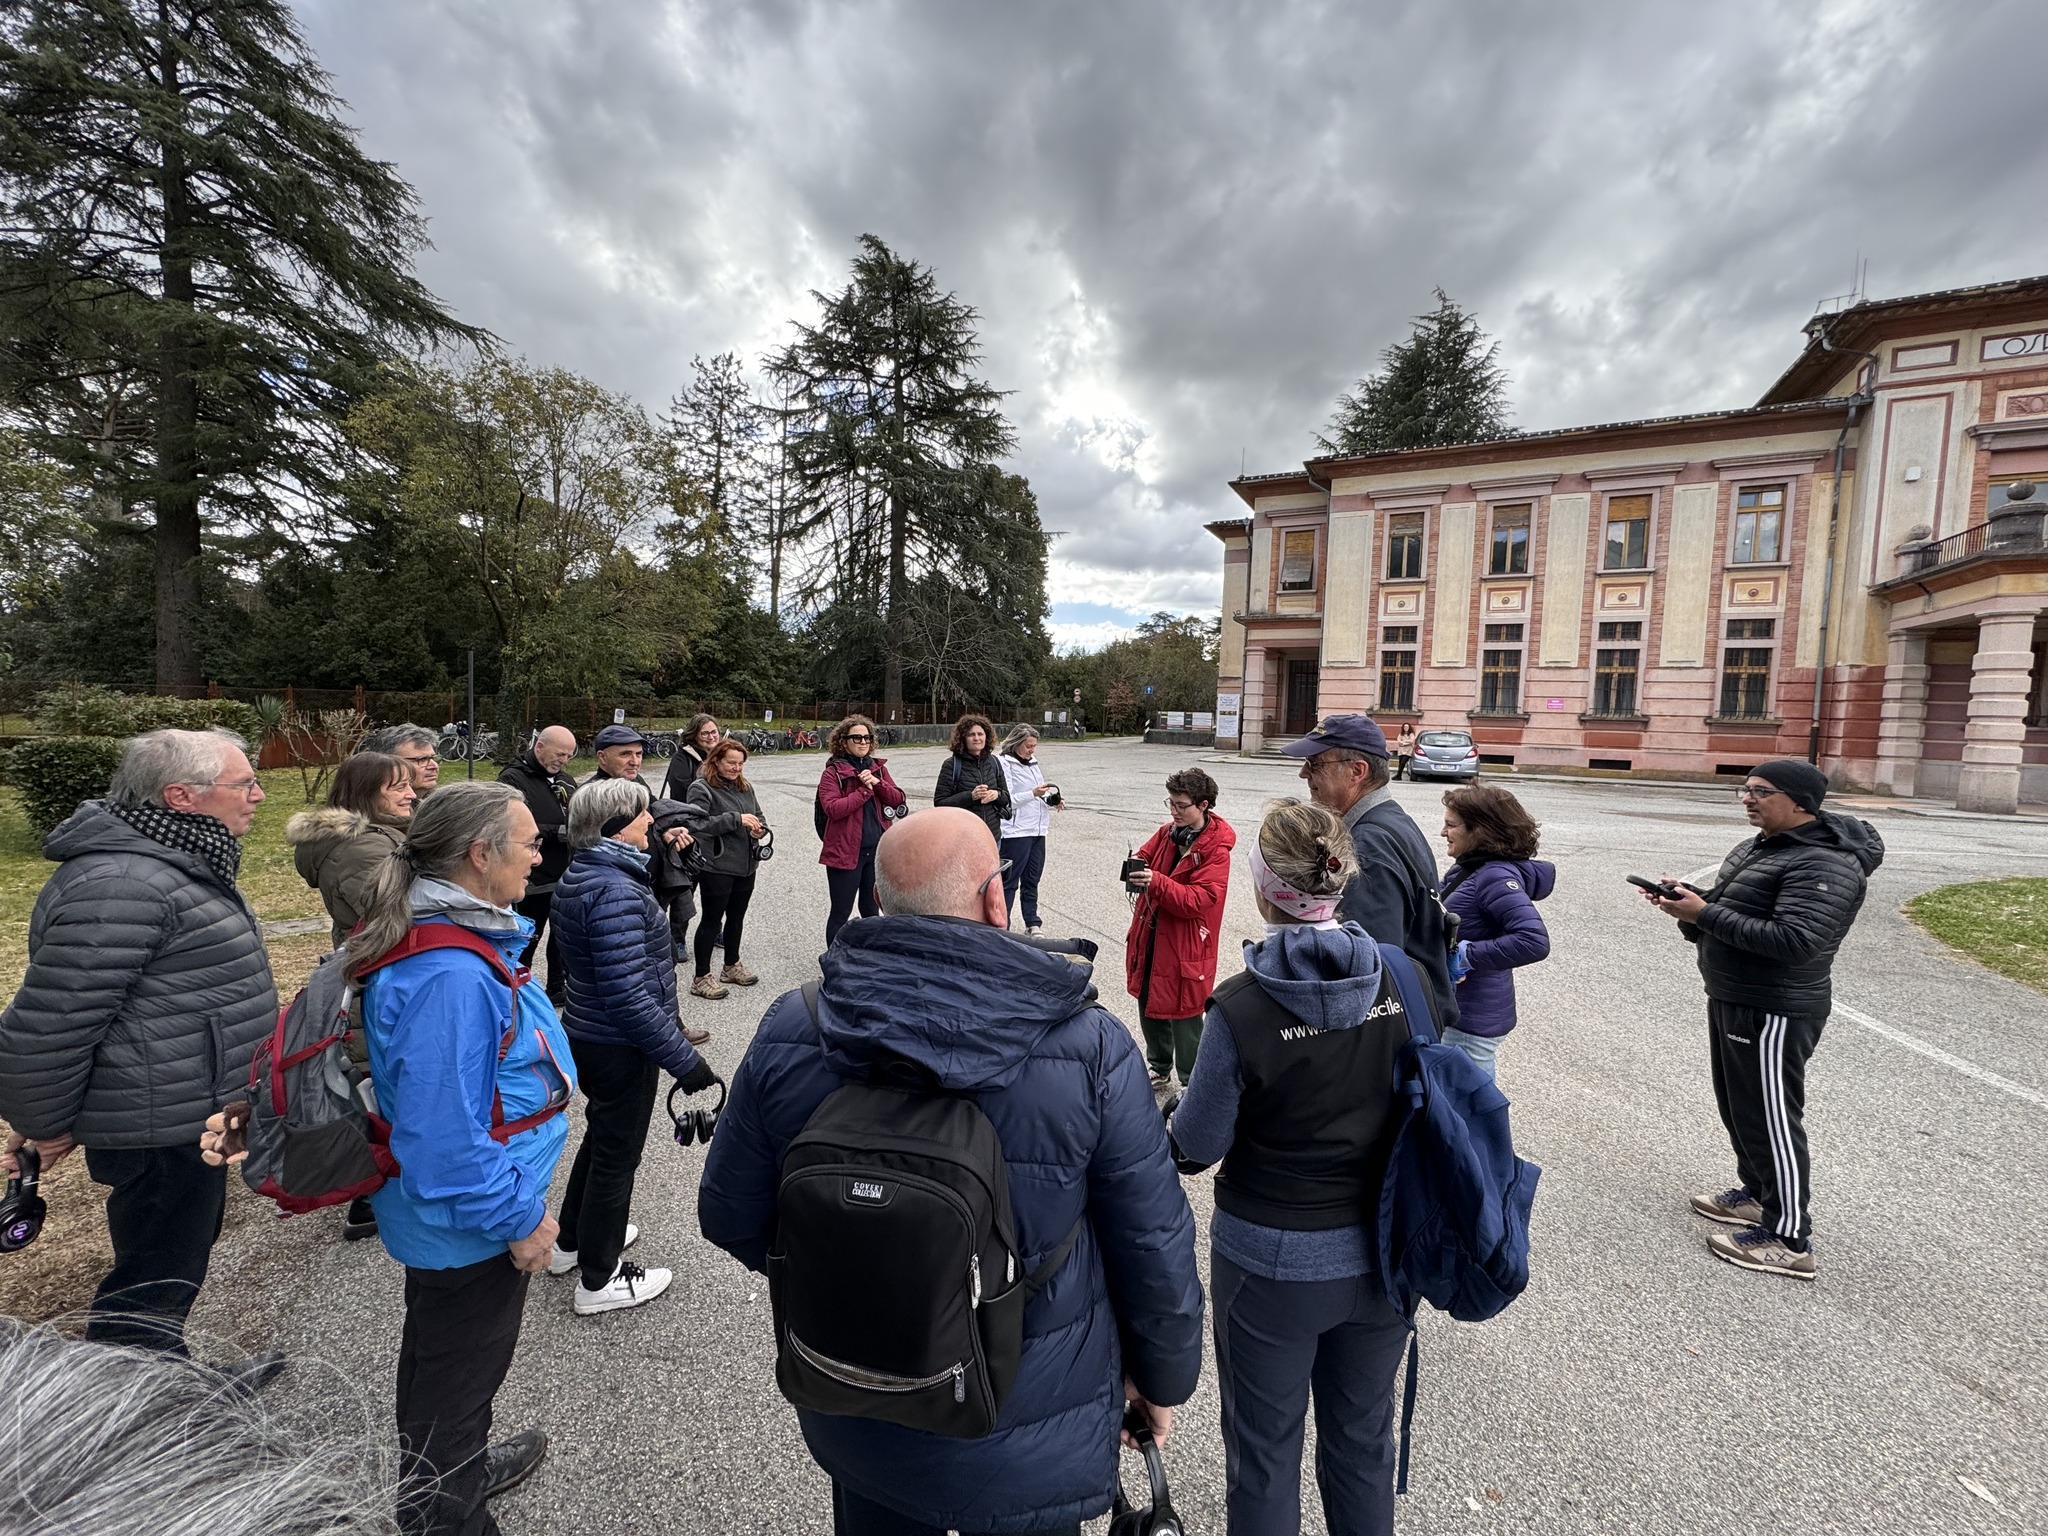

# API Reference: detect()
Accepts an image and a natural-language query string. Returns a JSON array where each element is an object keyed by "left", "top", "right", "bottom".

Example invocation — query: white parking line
[{"left": 1833, "top": 1002, "right": 2048, "bottom": 1112}]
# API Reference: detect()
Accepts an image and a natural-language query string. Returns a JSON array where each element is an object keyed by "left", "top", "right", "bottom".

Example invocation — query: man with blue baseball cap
[{"left": 1280, "top": 713, "right": 1459, "bottom": 1030}]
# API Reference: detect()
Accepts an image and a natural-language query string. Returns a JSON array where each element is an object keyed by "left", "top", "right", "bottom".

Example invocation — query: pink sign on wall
[{"left": 1545, "top": 698, "right": 1566, "bottom": 710}]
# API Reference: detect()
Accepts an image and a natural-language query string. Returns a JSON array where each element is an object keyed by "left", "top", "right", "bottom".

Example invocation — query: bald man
[
  {"left": 500, "top": 725, "right": 582, "bottom": 999},
  {"left": 700, "top": 808, "right": 1204, "bottom": 1536}
]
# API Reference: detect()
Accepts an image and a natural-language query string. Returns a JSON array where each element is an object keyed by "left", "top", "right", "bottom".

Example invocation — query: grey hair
[
  {"left": 1257, "top": 796, "right": 1359, "bottom": 905},
  {"left": 346, "top": 780, "right": 522, "bottom": 976},
  {"left": 358, "top": 724, "right": 437, "bottom": 756},
  {"left": 1000, "top": 722, "right": 1039, "bottom": 756},
  {"left": 107, "top": 728, "right": 247, "bottom": 807},
  {"left": 0, "top": 1319, "right": 399, "bottom": 1535},
  {"left": 877, "top": 853, "right": 982, "bottom": 918},
  {"left": 568, "top": 776, "right": 649, "bottom": 849}
]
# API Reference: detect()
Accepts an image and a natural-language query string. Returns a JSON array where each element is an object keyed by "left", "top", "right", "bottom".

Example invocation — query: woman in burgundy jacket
[
  {"left": 1124, "top": 766, "right": 1236, "bottom": 1088},
  {"left": 816, "top": 714, "right": 907, "bottom": 947}
]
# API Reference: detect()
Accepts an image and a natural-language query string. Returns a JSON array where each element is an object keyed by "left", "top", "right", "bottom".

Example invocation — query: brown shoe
[
  {"left": 690, "top": 975, "right": 728, "bottom": 1000},
  {"left": 720, "top": 963, "right": 759, "bottom": 986},
  {"left": 1690, "top": 1187, "right": 1765, "bottom": 1227},
  {"left": 683, "top": 1025, "right": 712, "bottom": 1046},
  {"left": 1707, "top": 1226, "right": 1816, "bottom": 1281}
]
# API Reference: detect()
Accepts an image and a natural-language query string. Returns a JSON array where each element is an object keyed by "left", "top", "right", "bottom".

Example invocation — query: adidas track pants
[{"left": 1706, "top": 1001, "right": 1826, "bottom": 1246}]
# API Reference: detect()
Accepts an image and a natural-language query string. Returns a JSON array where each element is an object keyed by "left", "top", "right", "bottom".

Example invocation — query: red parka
[
  {"left": 816, "top": 755, "right": 907, "bottom": 869},
  {"left": 1123, "top": 812, "right": 1236, "bottom": 1019}
]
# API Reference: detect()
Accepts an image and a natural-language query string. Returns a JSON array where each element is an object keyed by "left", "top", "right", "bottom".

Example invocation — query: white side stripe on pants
[{"left": 1758, "top": 1014, "right": 1800, "bottom": 1239}]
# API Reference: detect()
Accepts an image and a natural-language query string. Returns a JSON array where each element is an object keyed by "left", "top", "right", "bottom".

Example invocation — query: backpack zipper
[
  {"left": 970, "top": 1253, "right": 981, "bottom": 1308},
  {"left": 789, "top": 1332, "right": 966, "bottom": 1402}
]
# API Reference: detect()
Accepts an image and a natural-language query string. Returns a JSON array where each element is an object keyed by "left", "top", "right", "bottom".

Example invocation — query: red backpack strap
[{"left": 358, "top": 922, "right": 526, "bottom": 988}]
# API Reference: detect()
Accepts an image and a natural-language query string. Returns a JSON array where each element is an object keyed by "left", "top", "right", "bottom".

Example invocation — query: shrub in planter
[{"left": 6, "top": 737, "right": 125, "bottom": 835}]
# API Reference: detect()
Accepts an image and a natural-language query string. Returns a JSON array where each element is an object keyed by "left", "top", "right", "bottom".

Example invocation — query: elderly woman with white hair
[{"left": 547, "top": 775, "right": 721, "bottom": 1319}]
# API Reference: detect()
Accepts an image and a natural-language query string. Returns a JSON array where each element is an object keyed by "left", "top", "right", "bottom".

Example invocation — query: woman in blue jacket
[
  {"left": 548, "top": 776, "right": 721, "bottom": 1318},
  {"left": 346, "top": 781, "right": 576, "bottom": 1536},
  {"left": 1438, "top": 783, "right": 1554, "bottom": 1082}
]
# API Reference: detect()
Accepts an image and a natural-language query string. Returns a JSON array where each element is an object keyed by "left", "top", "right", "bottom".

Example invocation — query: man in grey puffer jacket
[
  {"left": 1643, "top": 758, "right": 1883, "bottom": 1283},
  {"left": 0, "top": 729, "right": 279, "bottom": 1364}
]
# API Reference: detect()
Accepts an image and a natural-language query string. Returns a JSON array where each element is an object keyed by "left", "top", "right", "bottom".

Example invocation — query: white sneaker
[
  {"left": 546, "top": 1221, "right": 639, "bottom": 1277},
  {"left": 573, "top": 1259, "right": 673, "bottom": 1315}
]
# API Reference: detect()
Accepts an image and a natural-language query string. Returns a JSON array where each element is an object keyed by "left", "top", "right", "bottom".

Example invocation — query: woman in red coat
[
  {"left": 817, "top": 714, "right": 907, "bottom": 947},
  {"left": 1125, "top": 765, "right": 1235, "bottom": 1088}
]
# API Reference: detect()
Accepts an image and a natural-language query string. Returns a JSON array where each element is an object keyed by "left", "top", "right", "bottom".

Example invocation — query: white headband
[{"left": 1247, "top": 835, "right": 1343, "bottom": 923}]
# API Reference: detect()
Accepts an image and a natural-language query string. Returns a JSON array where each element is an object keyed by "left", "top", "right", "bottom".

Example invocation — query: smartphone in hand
[{"left": 1626, "top": 874, "right": 1683, "bottom": 901}]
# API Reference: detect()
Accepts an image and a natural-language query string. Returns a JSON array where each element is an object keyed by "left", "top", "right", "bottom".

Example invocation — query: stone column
[
  {"left": 1241, "top": 647, "right": 1268, "bottom": 755},
  {"left": 1956, "top": 613, "right": 2039, "bottom": 814},
  {"left": 1873, "top": 633, "right": 1929, "bottom": 798}
]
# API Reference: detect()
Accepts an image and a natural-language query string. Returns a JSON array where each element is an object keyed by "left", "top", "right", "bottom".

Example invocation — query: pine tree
[
  {"left": 1317, "top": 289, "right": 1512, "bottom": 457},
  {"left": 0, "top": 1, "right": 474, "bottom": 689},
  {"left": 768, "top": 234, "right": 1025, "bottom": 713},
  {"left": 667, "top": 352, "right": 762, "bottom": 574}
]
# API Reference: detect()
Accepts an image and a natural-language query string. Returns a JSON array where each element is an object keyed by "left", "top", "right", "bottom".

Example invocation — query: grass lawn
[{"left": 1906, "top": 877, "right": 2048, "bottom": 995}]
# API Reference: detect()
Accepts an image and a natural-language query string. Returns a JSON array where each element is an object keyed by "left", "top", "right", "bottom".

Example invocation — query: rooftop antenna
[{"left": 1239, "top": 447, "right": 1246, "bottom": 478}]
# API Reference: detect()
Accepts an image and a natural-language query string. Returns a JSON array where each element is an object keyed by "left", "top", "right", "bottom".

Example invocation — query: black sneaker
[
  {"left": 341, "top": 1197, "right": 378, "bottom": 1242},
  {"left": 482, "top": 1428, "right": 548, "bottom": 1501},
  {"left": 215, "top": 1350, "right": 287, "bottom": 1395}
]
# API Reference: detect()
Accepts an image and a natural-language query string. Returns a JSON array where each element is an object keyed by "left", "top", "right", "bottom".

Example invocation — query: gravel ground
[{"left": 180, "top": 739, "right": 2046, "bottom": 1535}]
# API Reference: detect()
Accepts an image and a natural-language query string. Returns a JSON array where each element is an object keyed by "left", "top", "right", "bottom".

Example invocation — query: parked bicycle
[{"left": 436, "top": 721, "right": 500, "bottom": 761}]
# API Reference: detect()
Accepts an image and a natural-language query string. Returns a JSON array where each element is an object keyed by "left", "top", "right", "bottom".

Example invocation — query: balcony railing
[{"left": 1890, "top": 503, "right": 2045, "bottom": 583}]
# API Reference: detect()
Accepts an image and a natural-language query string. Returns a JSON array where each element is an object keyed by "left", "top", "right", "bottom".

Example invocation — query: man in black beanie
[{"left": 1640, "top": 759, "right": 1884, "bottom": 1280}]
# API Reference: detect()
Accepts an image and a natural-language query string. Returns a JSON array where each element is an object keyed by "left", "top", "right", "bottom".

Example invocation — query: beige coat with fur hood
[{"left": 285, "top": 808, "right": 405, "bottom": 947}]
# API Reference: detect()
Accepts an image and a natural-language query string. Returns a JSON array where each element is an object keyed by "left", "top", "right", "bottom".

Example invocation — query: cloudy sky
[{"left": 297, "top": 0, "right": 2048, "bottom": 651}]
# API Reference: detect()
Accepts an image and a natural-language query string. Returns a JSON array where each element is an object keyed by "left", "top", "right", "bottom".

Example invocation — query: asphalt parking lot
[{"left": 189, "top": 739, "right": 2048, "bottom": 1534}]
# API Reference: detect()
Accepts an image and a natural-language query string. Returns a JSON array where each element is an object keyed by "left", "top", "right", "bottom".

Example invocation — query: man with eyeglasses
[
  {"left": 361, "top": 723, "right": 442, "bottom": 799},
  {"left": 1640, "top": 758, "right": 1883, "bottom": 1281},
  {"left": 0, "top": 729, "right": 282, "bottom": 1382}
]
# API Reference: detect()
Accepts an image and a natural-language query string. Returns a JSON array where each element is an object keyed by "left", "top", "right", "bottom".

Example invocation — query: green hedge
[
  {"left": 32, "top": 685, "right": 262, "bottom": 741},
  {"left": 7, "top": 736, "right": 125, "bottom": 834}
]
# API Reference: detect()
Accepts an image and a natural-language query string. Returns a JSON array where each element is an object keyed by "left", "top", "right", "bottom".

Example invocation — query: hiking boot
[
  {"left": 1690, "top": 1187, "right": 1765, "bottom": 1228},
  {"left": 482, "top": 1428, "right": 548, "bottom": 1500},
  {"left": 683, "top": 1025, "right": 712, "bottom": 1046},
  {"left": 547, "top": 1222, "right": 639, "bottom": 1277},
  {"left": 720, "top": 962, "right": 759, "bottom": 986},
  {"left": 691, "top": 974, "right": 728, "bottom": 1000},
  {"left": 573, "top": 1259, "right": 673, "bottom": 1316},
  {"left": 1026, "top": 924, "right": 1045, "bottom": 937},
  {"left": 341, "top": 1196, "right": 379, "bottom": 1241},
  {"left": 1148, "top": 1069, "right": 1173, "bottom": 1092},
  {"left": 1707, "top": 1226, "right": 1816, "bottom": 1281}
]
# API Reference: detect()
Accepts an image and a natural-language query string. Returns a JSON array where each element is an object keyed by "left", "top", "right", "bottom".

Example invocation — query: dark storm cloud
[{"left": 296, "top": 0, "right": 2048, "bottom": 637}]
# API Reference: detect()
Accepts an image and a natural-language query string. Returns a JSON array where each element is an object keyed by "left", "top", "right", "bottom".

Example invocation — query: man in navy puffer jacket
[{"left": 700, "top": 808, "right": 1204, "bottom": 1536}]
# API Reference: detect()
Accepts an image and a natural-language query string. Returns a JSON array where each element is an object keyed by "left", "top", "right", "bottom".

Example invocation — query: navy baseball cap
[
  {"left": 592, "top": 724, "right": 650, "bottom": 750},
  {"left": 1278, "top": 713, "right": 1389, "bottom": 759}
]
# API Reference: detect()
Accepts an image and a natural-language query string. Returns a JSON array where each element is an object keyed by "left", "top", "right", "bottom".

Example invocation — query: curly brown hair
[
  {"left": 948, "top": 713, "right": 996, "bottom": 757},
  {"left": 1165, "top": 766, "right": 1219, "bottom": 809},
  {"left": 1442, "top": 782, "right": 1540, "bottom": 860},
  {"left": 828, "top": 714, "right": 879, "bottom": 758}
]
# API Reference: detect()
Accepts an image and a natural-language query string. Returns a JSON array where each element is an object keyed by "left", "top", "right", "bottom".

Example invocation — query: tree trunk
[
  {"left": 151, "top": 15, "right": 202, "bottom": 693},
  {"left": 883, "top": 484, "right": 907, "bottom": 712}
]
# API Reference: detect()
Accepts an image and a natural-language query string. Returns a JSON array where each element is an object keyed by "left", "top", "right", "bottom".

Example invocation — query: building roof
[
  {"left": 1226, "top": 470, "right": 1324, "bottom": 508},
  {"left": 1757, "top": 272, "right": 2048, "bottom": 404},
  {"left": 1205, "top": 517, "right": 1253, "bottom": 542}
]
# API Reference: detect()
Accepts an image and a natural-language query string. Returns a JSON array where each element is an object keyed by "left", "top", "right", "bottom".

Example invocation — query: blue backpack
[{"left": 1374, "top": 945, "right": 1541, "bottom": 1491}]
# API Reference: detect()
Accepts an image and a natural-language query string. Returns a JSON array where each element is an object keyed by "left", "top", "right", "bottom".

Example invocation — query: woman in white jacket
[{"left": 997, "top": 723, "right": 1059, "bottom": 933}]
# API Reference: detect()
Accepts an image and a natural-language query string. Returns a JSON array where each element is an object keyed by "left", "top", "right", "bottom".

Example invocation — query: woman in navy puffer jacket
[
  {"left": 548, "top": 777, "right": 720, "bottom": 1316},
  {"left": 1437, "top": 783, "right": 1554, "bottom": 1083}
]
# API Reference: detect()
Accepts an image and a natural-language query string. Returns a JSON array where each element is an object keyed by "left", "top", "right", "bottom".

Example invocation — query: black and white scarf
[{"left": 111, "top": 801, "right": 243, "bottom": 888}]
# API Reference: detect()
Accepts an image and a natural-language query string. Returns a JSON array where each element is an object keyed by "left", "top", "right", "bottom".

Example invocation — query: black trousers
[
  {"left": 825, "top": 850, "right": 880, "bottom": 947},
  {"left": 694, "top": 870, "right": 756, "bottom": 976},
  {"left": 396, "top": 1253, "right": 531, "bottom": 1536},
  {"left": 513, "top": 889, "right": 564, "bottom": 1003},
  {"left": 83, "top": 1142, "right": 226, "bottom": 1353},
  {"left": 556, "top": 1036, "right": 660, "bottom": 1288},
  {"left": 830, "top": 1483, "right": 1079, "bottom": 1536},
  {"left": 1708, "top": 999, "right": 1826, "bottom": 1245},
  {"left": 667, "top": 886, "right": 697, "bottom": 963}
]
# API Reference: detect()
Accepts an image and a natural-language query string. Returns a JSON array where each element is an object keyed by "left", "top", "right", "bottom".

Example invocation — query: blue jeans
[
  {"left": 1440, "top": 1025, "right": 1500, "bottom": 1082},
  {"left": 1000, "top": 835, "right": 1047, "bottom": 928},
  {"left": 1212, "top": 1251, "right": 1412, "bottom": 1536}
]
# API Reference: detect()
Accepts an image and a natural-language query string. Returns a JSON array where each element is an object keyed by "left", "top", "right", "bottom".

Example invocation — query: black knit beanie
[{"left": 1751, "top": 758, "right": 1828, "bottom": 814}]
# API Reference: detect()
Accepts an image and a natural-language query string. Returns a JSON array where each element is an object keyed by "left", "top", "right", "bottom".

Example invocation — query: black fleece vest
[{"left": 1212, "top": 968, "right": 1407, "bottom": 1231}]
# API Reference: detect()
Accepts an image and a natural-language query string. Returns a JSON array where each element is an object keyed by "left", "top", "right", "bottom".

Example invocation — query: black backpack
[{"left": 767, "top": 982, "right": 1083, "bottom": 1438}]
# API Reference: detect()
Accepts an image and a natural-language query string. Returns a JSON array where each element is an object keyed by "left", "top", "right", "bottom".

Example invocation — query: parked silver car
[{"left": 1407, "top": 728, "right": 1481, "bottom": 780}]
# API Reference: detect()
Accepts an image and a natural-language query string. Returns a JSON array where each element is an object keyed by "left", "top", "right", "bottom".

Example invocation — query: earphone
[
  {"left": 0, "top": 1145, "right": 47, "bottom": 1253},
  {"left": 669, "top": 1078, "right": 727, "bottom": 1148}
]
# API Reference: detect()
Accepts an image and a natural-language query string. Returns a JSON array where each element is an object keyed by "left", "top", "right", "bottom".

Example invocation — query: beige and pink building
[{"left": 1209, "top": 273, "right": 2048, "bottom": 813}]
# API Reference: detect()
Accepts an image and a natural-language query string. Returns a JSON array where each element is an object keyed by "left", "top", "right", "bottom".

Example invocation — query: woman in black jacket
[
  {"left": 661, "top": 713, "right": 722, "bottom": 800},
  {"left": 933, "top": 713, "right": 1010, "bottom": 841},
  {"left": 684, "top": 739, "right": 769, "bottom": 1000}
]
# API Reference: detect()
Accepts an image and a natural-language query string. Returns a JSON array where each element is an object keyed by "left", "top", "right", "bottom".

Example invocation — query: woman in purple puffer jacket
[{"left": 1437, "top": 783, "right": 1554, "bottom": 1083}]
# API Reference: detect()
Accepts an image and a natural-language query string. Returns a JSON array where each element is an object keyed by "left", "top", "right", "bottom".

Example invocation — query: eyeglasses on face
[
  {"left": 193, "top": 777, "right": 263, "bottom": 797},
  {"left": 1736, "top": 785, "right": 1783, "bottom": 801},
  {"left": 398, "top": 752, "right": 439, "bottom": 766},
  {"left": 1166, "top": 798, "right": 1198, "bottom": 813},
  {"left": 844, "top": 732, "right": 873, "bottom": 741}
]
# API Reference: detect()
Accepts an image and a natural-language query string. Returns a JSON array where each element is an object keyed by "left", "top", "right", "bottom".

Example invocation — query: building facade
[{"left": 1211, "top": 274, "right": 2048, "bottom": 813}]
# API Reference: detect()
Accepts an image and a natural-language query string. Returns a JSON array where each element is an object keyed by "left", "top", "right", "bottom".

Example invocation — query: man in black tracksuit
[{"left": 1644, "top": 758, "right": 1883, "bottom": 1281}]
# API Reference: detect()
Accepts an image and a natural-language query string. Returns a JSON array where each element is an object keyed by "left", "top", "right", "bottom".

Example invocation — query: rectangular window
[
  {"left": 1732, "top": 485, "right": 1785, "bottom": 564},
  {"left": 1278, "top": 528, "right": 1317, "bottom": 591},
  {"left": 1480, "top": 627, "right": 1522, "bottom": 713},
  {"left": 1379, "top": 650, "right": 1416, "bottom": 711},
  {"left": 1488, "top": 504, "right": 1531, "bottom": 575},
  {"left": 1593, "top": 648, "right": 1640, "bottom": 716},
  {"left": 2031, "top": 643, "right": 2048, "bottom": 728},
  {"left": 1386, "top": 513, "right": 1424, "bottom": 579},
  {"left": 1383, "top": 625, "right": 1418, "bottom": 644},
  {"left": 1597, "top": 621, "right": 1642, "bottom": 642},
  {"left": 1603, "top": 493, "right": 1651, "bottom": 570},
  {"left": 1719, "top": 620, "right": 1776, "bottom": 719}
]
